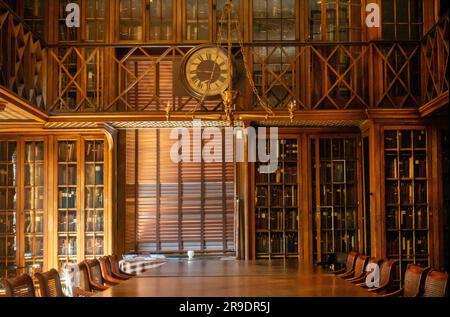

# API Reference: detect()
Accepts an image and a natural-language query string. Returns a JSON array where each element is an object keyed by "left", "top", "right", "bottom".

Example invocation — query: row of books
[
  {"left": 0, "top": 190, "right": 16, "bottom": 210},
  {"left": 0, "top": 141, "right": 17, "bottom": 158},
  {"left": 85, "top": 236, "right": 104, "bottom": 255},
  {"left": 58, "top": 237, "right": 77, "bottom": 256},
  {"left": 386, "top": 182, "right": 427, "bottom": 205},
  {"left": 85, "top": 141, "right": 104, "bottom": 162},
  {"left": 85, "top": 211, "right": 104, "bottom": 232},
  {"left": 25, "top": 143, "right": 44, "bottom": 162},
  {"left": 385, "top": 155, "right": 427, "bottom": 179},
  {"left": 85, "top": 165, "right": 104, "bottom": 185},
  {"left": 58, "top": 211, "right": 77, "bottom": 233},
  {"left": 0, "top": 214, "right": 15, "bottom": 233},
  {"left": 24, "top": 237, "right": 44, "bottom": 257},
  {"left": 319, "top": 211, "right": 356, "bottom": 229},
  {"left": 320, "top": 232, "right": 356, "bottom": 253},
  {"left": 319, "top": 184, "right": 356, "bottom": 206},
  {"left": 0, "top": 238, "right": 15, "bottom": 257},
  {"left": 58, "top": 142, "right": 77, "bottom": 162},
  {"left": 58, "top": 189, "right": 77, "bottom": 209},
  {"left": 24, "top": 214, "right": 44, "bottom": 234},
  {"left": 256, "top": 232, "right": 299, "bottom": 255},
  {"left": 0, "top": 167, "right": 14, "bottom": 187},
  {"left": 386, "top": 208, "right": 428, "bottom": 230},
  {"left": 85, "top": 188, "right": 104, "bottom": 209},
  {"left": 387, "top": 235, "right": 428, "bottom": 256},
  {"left": 256, "top": 209, "right": 298, "bottom": 231},
  {"left": 256, "top": 185, "right": 298, "bottom": 207},
  {"left": 384, "top": 130, "right": 427, "bottom": 149}
]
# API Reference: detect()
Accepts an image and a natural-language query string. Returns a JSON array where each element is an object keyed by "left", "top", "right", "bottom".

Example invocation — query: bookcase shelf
[
  {"left": 254, "top": 137, "right": 299, "bottom": 259},
  {"left": 384, "top": 129, "right": 429, "bottom": 285}
]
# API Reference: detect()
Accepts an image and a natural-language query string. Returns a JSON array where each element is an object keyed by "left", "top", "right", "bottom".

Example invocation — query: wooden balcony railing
[
  {"left": 0, "top": 4, "right": 46, "bottom": 110},
  {"left": 44, "top": 41, "right": 422, "bottom": 113},
  {"left": 421, "top": 14, "right": 449, "bottom": 105}
]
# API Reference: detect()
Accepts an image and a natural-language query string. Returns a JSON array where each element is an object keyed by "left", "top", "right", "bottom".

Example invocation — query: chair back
[
  {"left": 422, "top": 270, "right": 449, "bottom": 297},
  {"left": 345, "top": 251, "right": 358, "bottom": 272},
  {"left": 403, "top": 264, "right": 430, "bottom": 297},
  {"left": 1, "top": 274, "right": 36, "bottom": 297},
  {"left": 35, "top": 269, "right": 65, "bottom": 297},
  {"left": 108, "top": 255, "right": 122, "bottom": 275},
  {"left": 83, "top": 259, "right": 104, "bottom": 285},
  {"left": 78, "top": 262, "right": 91, "bottom": 292},
  {"left": 354, "top": 256, "right": 370, "bottom": 277},
  {"left": 379, "top": 259, "right": 399, "bottom": 286},
  {"left": 98, "top": 256, "right": 120, "bottom": 283}
]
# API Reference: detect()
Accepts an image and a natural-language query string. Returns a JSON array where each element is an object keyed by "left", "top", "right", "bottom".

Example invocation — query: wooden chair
[
  {"left": 422, "top": 270, "right": 449, "bottom": 297},
  {"left": 384, "top": 264, "right": 430, "bottom": 297},
  {"left": 365, "top": 259, "right": 399, "bottom": 292},
  {"left": 0, "top": 274, "right": 36, "bottom": 297},
  {"left": 72, "top": 263, "right": 95, "bottom": 297},
  {"left": 34, "top": 269, "right": 65, "bottom": 297},
  {"left": 350, "top": 258, "right": 383, "bottom": 285},
  {"left": 331, "top": 251, "right": 358, "bottom": 276},
  {"left": 341, "top": 255, "right": 369, "bottom": 281},
  {"left": 107, "top": 255, "right": 135, "bottom": 278},
  {"left": 98, "top": 256, "right": 123, "bottom": 285},
  {"left": 104, "top": 256, "right": 132, "bottom": 280},
  {"left": 79, "top": 259, "right": 111, "bottom": 292}
]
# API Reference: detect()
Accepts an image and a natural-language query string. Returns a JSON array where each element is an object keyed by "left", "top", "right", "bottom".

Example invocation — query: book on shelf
[
  {"left": 414, "top": 157, "right": 426, "bottom": 178},
  {"left": 400, "top": 182, "right": 413, "bottom": 205},
  {"left": 399, "top": 156, "right": 413, "bottom": 178},
  {"left": 400, "top": 208, "right": 413, "bottom": 229}
]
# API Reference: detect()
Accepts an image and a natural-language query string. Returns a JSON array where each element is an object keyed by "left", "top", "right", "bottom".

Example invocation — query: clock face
[{"left": 182, "top": 46, "right": 232, "bottom": 99}]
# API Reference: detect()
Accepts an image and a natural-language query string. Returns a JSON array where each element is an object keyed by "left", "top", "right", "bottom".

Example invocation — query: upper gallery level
[
  {"left": 2, "top": 0, "right": 447, "bottom": 44},
  {"left": 0, "top": 0, "right": 448, "bottom": 118}
]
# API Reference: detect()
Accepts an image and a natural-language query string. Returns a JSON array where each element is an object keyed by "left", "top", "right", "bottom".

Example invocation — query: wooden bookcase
[
  {"left": 383, "top": 129, "right": 429, "bottom": 284},
  {"left": 0, "top": 141, "right": 17, "bottom": 278},
  {"left": 0, "top": 134, "right": 111, "bottom": 277},
  {"left": 311, "top": 136, "right": 359, "bottom": 264},
  {"left": 254, "top": 136, "right": 300, "bottom": 259},
  {"left": 55, "top": 137, "right": 106, "bottom": 268}
]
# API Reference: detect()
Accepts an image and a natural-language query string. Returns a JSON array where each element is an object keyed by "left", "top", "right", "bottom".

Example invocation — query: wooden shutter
[{"left": 125, "top": 128, "right": 235, "bottom": 254}]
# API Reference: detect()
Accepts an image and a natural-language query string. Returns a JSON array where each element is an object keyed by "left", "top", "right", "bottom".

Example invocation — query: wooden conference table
[{"left": 97, "top": 259, "right": 377, "bottom": 297}]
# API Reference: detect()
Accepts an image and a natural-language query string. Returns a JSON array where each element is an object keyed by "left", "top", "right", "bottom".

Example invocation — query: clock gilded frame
[{"left": 180, "top": 44, "right": 236, "bottom": 100}]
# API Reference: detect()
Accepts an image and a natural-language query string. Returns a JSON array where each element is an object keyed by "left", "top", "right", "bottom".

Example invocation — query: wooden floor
[{"left": 97, "top": 259, "right": 378, "bottom": 297}]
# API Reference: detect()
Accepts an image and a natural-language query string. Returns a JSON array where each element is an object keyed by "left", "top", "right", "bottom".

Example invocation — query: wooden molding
[
  {"left": 0, "top": 87, "right": 49, "bottom": 123},
  {"left": 419, "top": 91, "right": 449, "bottom": 118}
]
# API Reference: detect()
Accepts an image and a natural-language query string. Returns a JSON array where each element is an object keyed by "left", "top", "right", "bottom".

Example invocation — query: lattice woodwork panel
[
  {"left": 422, "top": 15, "right": 449, "bottom": 104},
  {"left": 372, "top": 43, "right": 421, "bottom": 108},
  {"left": 0, "top": 10, "right": 45, "bottom": 110},
  {"left": 48, "top": 47, "right": 104, "bottom": 112},
  {"left": 310, "top": 44, "right": 369, "bottom": 110},
  {"left": 252, "top": 46, "right": 306, "bottom": 110}
]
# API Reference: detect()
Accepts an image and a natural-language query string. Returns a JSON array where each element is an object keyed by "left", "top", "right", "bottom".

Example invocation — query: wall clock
[{"left": 180, "top": 45, "right": 234, "bottom": 100}]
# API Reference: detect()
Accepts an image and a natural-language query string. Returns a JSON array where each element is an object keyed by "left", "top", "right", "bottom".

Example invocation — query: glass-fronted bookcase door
[
  {"left": 55, "top": 136, "right": 106, "bottom": 269},
  {"left": 311, "top": 135, "right": 360, "bottom": 264},
  {"left": 0, "top": 137, "right": 47, "bottom": 277},
  {"left": 383, "top": 128, "right": 429, "bottom": 286},
  {"left": 254, "top": 135, "right": 301, "bottom": 259},
  {"left": 0, "top": 140, "right": 17, "bottom": 278}
]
